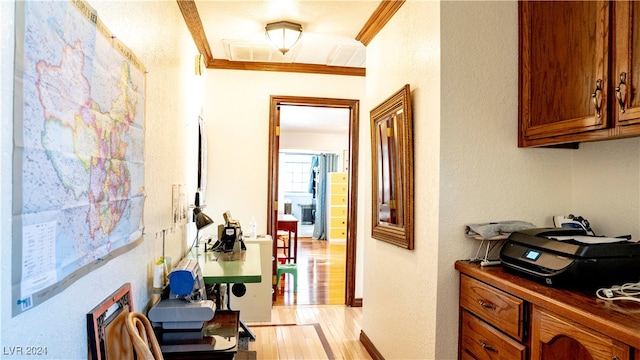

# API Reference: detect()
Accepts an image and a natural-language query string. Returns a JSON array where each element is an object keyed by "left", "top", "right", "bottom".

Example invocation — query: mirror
[{"left": 370, "top": 84, "right": 414, "bottom": 249}]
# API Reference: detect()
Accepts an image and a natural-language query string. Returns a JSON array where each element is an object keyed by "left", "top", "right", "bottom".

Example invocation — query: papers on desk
[{"left": 547, "top": 235, "right": 635, "bottom": 245}]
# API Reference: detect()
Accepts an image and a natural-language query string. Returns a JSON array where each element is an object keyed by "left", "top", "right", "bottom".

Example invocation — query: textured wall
[
  {"left": 363, "top": 1, "right": 573, "bottom": 359},
  {"left": 363, "top": 1, "right": 441, "bottom": 358},
  {"left": 572, "top": 138, "right": 640, "bottom": 239},
  {"left": 1, "top": 1, "right": 203, "bottom": 357},
  {"left": 438, "top": 2, "right": 574, "bottom": 358}
]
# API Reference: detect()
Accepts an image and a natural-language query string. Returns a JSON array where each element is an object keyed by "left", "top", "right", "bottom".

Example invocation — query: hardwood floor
[
  {"left": 246, "top": 305, "right": 371, "bottom": 360},
  {"left": 245, "top": 238, "right": 371, "bottom": 359},
  {"left": 274, "top": 237, "right": 346, "bottom": 306}
]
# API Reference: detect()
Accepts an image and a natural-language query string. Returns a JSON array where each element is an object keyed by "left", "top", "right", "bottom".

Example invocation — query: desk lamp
[{"left": 193, "top": 207, "right": 213, "bottom": 247}]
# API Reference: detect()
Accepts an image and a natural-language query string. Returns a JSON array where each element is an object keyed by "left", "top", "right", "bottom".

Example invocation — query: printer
[
  {"left": 500, "top": 228, "right": 640, "bottom": 289},
  {"left": 148, "top": 258, "right": 216, "bottom": 329}
]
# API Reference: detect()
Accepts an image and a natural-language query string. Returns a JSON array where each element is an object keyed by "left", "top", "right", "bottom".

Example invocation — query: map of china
[{"left": 35, "top": 40, "right": 136, "bottom": 243}]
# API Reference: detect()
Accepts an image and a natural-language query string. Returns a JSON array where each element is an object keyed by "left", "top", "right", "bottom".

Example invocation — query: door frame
[{"left": 267, "top": 95, "right": 360, "bottom": 306}]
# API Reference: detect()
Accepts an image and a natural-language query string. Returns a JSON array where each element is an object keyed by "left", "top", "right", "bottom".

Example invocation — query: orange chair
[
  {"left": 125, "top": 311, "right": 164, "bottom": 360},
  {"left": 276, "top": 230, "right": 290, "bottom": 262}
]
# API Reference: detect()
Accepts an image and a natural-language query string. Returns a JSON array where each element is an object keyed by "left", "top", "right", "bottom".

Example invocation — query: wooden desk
[
  {"left": 155, "top": 310, "right": 239, "bottom": 360},
  {"left": 277, "top": 214, "right": 299, "bottom": 263}
]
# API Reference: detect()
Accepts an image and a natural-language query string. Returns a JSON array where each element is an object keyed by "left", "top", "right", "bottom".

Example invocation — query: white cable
[{"left": 596, "top": 281, "right": 640, "bottom": 302}]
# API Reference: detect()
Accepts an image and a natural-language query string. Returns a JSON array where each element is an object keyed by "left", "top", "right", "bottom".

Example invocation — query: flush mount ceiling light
[{"left": 265, "top": 21, "right": 302, "bottom": 55}]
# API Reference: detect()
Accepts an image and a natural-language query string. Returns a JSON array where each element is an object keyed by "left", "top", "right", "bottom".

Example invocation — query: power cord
[{"left": 596, "top": 282, "right": 640, "bottom": 303}]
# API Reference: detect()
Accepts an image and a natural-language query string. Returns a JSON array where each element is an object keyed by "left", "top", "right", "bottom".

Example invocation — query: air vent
[
  {"left": 328, "top": 45, "right": 366, "bottom": 67},
  {"left": 223, "top": 40, "right": 298, "bottom": 63}
]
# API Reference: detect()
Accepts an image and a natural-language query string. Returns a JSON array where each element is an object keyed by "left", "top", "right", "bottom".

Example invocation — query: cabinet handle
[
  {"left": 479, "top": 340, "right": 498, "bottom": 353},
  {"left": 477, "top": 299, "right": 497, "bottom": 310},
  {"left": 615, "top": 72, "right": 627, "bottom": 114},
  {"left": 592, "top": 79, "right": 603, "bottom": 118}
]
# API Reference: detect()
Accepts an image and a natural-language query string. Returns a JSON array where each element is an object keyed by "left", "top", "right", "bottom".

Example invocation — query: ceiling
[
  {"left": 179, "top": 1, "right": 404, "bottom": 133},
  {"left": 193, "top": 0, "right": 380, "bottom": 69},
  {"left": 179, "top": 1, "right": 405, "bottom": 76}
]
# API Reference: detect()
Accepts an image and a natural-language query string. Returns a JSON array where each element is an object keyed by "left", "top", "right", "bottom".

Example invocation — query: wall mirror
[{"left": 370, "top": 84, "right": 414, "bottom": 249}]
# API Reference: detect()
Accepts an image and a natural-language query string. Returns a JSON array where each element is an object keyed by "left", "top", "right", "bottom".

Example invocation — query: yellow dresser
[{"left": 326, "top": 172, "right": 348, "bottom": 242}]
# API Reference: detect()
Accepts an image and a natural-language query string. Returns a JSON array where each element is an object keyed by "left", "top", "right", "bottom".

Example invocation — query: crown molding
[
  {"left": 355, "top": 0, "right": 406, "bottom": 46},
  {"left": 176, "top": 0, "right": 213, "bottom": 63},
  {"left": 208, "top": 59, "right": 365, "bottom": 77}
]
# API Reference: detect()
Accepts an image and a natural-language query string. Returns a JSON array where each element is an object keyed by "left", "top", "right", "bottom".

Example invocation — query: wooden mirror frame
[{"left": 370, "top": 84, "right": 414, "bottom": 249}]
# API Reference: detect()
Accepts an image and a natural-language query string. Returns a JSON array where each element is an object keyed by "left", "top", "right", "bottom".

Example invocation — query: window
[{"left": 280, "top": 153, "right": 314, "bottom": 193}]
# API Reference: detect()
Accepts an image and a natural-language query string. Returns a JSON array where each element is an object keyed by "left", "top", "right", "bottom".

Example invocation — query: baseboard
[
  {"left": 352, "top": 297, "right": 363, "bottom": 307},
  {"left": 360, "top": 330, "right": 385, "bottom": 360}
]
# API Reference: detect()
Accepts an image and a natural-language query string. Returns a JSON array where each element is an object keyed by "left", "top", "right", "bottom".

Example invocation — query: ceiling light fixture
[{"left": 265, "top": 21, "right": 302, "bottom": 55}]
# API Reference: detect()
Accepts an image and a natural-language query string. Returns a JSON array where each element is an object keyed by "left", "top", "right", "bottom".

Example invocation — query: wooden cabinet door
[
  {"left": 531, "top": 307, "right": 630, "bottom": 360},
  {"left": 519, "top": 1, "right": 611, "bottom": 147},
  {"left": 613, "top": 0, "right": 640, "bottom": 134}
]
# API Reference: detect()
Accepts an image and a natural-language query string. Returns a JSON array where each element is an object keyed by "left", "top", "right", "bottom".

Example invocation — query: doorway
[{"left": 267, "top": 96, "right": 360, "bottom": 307}]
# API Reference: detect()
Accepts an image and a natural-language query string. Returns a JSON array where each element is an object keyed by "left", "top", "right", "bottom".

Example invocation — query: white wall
[
  {"left": 438, "top": 2, "right": 577, "bottom": 357},
  {"left": 1, "top": 1, "right": 203, "bottom": 357},
  {"left": 202, "top": 69, "right": 366, "bottom": 296},
  {"left": 363, "top": 1, "right": 574, "bottom": 359},
  {"left": 362, "top": 2, "right": 442, "bottom": 358},
  {"left": 572, "top": 138, "right": 640, "bottom": 239}
]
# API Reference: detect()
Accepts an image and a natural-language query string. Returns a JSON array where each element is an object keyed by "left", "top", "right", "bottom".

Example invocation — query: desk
[
  {"left": 189, "top": 244, "right": 262, "bottom": 284},
  {"left": 277, "top": 214, "right": 299, "bottom": 263},
  {"left": 187, "top": 244, "right": 262, "bottom": 340}
]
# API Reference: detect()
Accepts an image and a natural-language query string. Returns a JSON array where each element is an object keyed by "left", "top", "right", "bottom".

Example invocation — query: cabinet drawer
[
  {"left": 330, "top": 183, "right": 348, "bottom": 194},
  {"left": 330, "top": 195, "right": 348, "bottom": 205},
  {"left": 460, "top": 275, "right": 525, "bottom": 340},
  {"left": 330, "top": 217, "right": 347, "bottom": 227},
  {"left": 330, "top": 207, "right": 347, "bottom": 217},
  {"left": 461, "top": 311, "right": 526, "bottom": 360},
  {"left": 329, "top": 228, "right": 346, "bottom": 239},
  {"left": 330, "top": 172, "right": 348, "bottom": 183}
]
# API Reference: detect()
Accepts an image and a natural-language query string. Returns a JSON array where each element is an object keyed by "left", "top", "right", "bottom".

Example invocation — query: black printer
[{"left": 500, "top": 228, "right": 640, "bottom": 289}]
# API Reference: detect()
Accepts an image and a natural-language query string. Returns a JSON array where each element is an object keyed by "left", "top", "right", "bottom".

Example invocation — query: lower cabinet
[
  {"left": 531, "top": 308, "right": 630, "bottom": 360},
  {"left": 456, "top": 261, "right": 638, "bottom": 360}
]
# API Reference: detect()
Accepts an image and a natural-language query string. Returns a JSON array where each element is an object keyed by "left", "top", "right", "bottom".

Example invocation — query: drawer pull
[
  {"left": 477, "top": 299, "right": 497, "bottom": 310},
  {"left": 479, "top": 340, "right": 498, "bottom": 353}
]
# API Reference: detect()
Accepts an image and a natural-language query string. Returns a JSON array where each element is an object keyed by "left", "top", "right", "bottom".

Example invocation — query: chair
[
  {"left": 276, "top": 230, "right": 290, "bottom": 262},
  {"left": 125, "top": 311, "right": 164, "bottom": 360},
  {"left": 275, "top": 262, "right": 298, "bottom": 293}
]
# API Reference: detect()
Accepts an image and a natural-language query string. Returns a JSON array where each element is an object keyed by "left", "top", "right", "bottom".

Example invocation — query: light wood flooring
[
  {"left": 274, "top": 237, "right": 346, "bottom": 306},
  {"left": 244, "top": 238, "right": 371, "bottom": 359},
  {"left": 246, "top": 305, "right": 371, "bottom": 360}
]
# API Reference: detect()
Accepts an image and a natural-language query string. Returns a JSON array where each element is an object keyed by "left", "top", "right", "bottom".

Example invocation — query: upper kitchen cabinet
[
  {"left": 519, "top": 1, "right": 640, "bottom": 147},
  {"left": 613, "top": 1, "right": 640, "bottom": 134}
]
